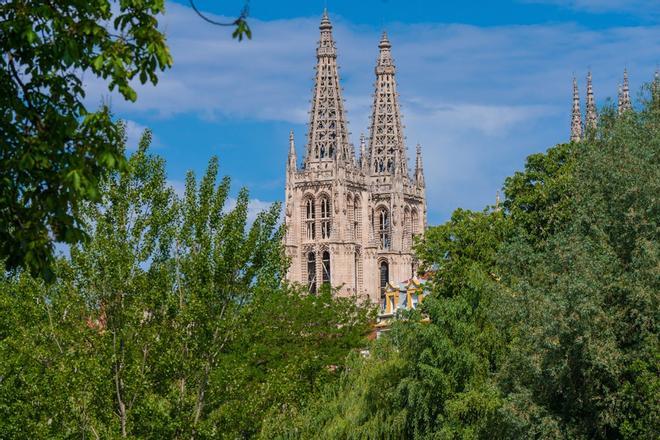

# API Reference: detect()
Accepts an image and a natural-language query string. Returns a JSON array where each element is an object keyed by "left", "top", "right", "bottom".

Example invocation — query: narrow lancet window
[
  {"left": 380, "top": 260, "right": 389, "bottom": 304},
  {"left": 322, "top": 251, "right": 331, "bottom": 286},
  {"left": 378, "top": 208, "right": 391, "bottom": 250},
  {"left": 305, "top": 198, "right": 315, "bottom": 240},
  {"left": 307, "top": 251, "right": 317, "bottom": 293},
  {"left": 320, "top": 196, "right": 331, "bottom": 239}
]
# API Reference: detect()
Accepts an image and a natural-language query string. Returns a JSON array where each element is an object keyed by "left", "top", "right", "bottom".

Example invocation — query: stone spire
[
  {"left": 359, "top": 133, "right": 368, "bottom": 172},
  {"left": 585, "top": 71, "right": 597, "bottom": 134},
  {"left": 619, "top": 69, "right": 632, "bottom": 114},
  {"left": 287, "top": 129, "right": 296, "bottom": 171},
  {"left": 570, "top": 76, "right": 582, "bottom": 142},
  {"left": 415, "top": 144, "right": 425, "bottom": 187},
  {"left": 368, "top": 32, "right": 409, "bottom": 177},
  {"left": 303, "top": 10, "right": 352, "bottom": 169},
  {"left": 653, "top": 69, "right": 660, "bottom": 103}
]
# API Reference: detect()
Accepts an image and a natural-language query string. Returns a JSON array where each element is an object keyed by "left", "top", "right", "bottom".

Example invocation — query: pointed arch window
[
  {"left": 305, "top": 198, "right": 315, "bottom": 240},
  {"left": 307, "top": 251, "right": 317, "bottom": 294},
  {"left": 378, "top": 208, "right": 391, "bottom": 250},
  {"left": 380, "top": 260, "right": 389, "bottom": 300},
  {"left": 322, "top": 251, "right": 331, "bottom": 286},
  {"left": 320, "top": 196, "right": 331, "bottom": 239}
]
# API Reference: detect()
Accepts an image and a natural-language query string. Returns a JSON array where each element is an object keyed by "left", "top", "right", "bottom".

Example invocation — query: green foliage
[
  {"left": 503, "top": 141, "right": 576, "bottom": 245},
  {"left": 496, "top": 92, "right": 660, "bottom": 439},
  {"left": 286, "top": 89, "right": 659, "bottom": 439},
  {"left": 0, "top": 132, "right": 371, "bottom": 438},
  {"left": 0, "top": 0, "right": 173, "bottom": 279}
]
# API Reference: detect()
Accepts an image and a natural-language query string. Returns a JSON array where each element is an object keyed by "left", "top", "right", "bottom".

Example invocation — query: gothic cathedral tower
[{"left": 284, "top": 11, "right": 426, "bottom": 304}]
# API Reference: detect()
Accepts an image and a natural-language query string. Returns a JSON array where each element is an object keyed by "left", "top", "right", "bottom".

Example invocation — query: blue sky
[{"left": 87, "top": 0, "right": 660, "bottom": 225}]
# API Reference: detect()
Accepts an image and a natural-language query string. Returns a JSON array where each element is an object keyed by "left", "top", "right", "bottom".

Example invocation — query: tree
[
  {"left": 0, "top": 131, "right": 371, "bottom": 438},
  {"left": 496, "top": 94, "right": 659, "bottom": 439},
  {"left": 0, "top": 0, "right": 173, "bottom": 279},
  {"left": 283, "top": 208, "right": 510, "bottom": 439},
  {"left": 1, "top": 1, "right": 250, "bottom": 280}
]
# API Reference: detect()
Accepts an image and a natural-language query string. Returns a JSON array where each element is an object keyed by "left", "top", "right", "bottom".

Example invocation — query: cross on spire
[
  {"left": 368, "top": 32, "right": 409, "bottom": 177},
  {"left": 304, "top": 11, "right": 353, "bottom": 169}
]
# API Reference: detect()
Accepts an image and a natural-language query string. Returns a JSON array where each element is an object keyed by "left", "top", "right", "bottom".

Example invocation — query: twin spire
[
  {"left": 570, "top": 69, "right": 650, "bottom": 141},
  {"left": 293, "top": 12, "right": 423, "bottom": 186}
]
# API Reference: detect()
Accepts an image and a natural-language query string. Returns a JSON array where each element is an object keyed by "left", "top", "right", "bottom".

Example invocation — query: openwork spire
[
  {"left": 585, "top": 71, "right": 597, "bottom": 133},
  {"left": 570, "top": 77, "right": 582, "bottom": 142},
  {"left": 368, "top": 32, "right": 409, "bottom": 177},
  {"left": 415, "top": 144, "right": 425, "bottom": 187},
  {"left": 618, "top": 69, "right": 632, "bottom": 114},
  {"left": 304, "top": 10, "right": 352, "bottom": 169}
]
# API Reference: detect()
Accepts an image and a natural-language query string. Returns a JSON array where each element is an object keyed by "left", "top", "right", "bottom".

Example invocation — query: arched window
[
  {"left": 322, "top": 251, "right": 331, "bottom": 285},
  {"left": 378, "top": 208, "right": 391, "bottom": 250},
  {"left": 320, "top": 196, "right": 331, "bottom": 239},
  {"left": 307, "top": 252, "right": 316, "bottom": 293},
  {"left": 305, "top": 198, "right": 315, "bottom": 240},
  {"left": 380, "top": 260, "right": 389, "bottom": 297}
]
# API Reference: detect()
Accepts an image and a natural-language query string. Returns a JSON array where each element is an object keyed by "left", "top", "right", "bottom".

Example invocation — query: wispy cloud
[
  {"left": 87, "top": 1, "right": 660, "bottom": 222},
  {"left": 122, "top": 119, "right": 163, "bottom": 151}
]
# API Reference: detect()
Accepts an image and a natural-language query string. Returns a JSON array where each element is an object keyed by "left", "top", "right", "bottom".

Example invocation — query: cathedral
[{"left": 284, "top": 11, "right": 427, "bottom": 304}]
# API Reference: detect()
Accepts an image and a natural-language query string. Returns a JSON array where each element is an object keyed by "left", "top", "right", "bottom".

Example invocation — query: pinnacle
[
  {"left": 320, "top": 9, "right": 332, "bottom": 30},
  {"left": 379, "top": 31, "right": 391, "bottom": 49}
]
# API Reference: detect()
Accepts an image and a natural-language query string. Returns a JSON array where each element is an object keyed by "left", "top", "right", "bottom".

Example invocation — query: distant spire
[
  {"left": 304, "top": 10, "right": 353, "bottom": 169},
  {"left": 495, "top": 191, "right": 501, "bottom": 212},
  {"left": 570, "top": 76, "right": 582, "bottom": 142},
  {"left": 368, "top": 31, "right": 409, "bottom": 177},
  {"left": 619, "top": 69, "right": 632, "bottom": 114},
  {"left": 652, "top": 68, "right": 659, "bottom": 103},
  {"left": 288, "top": 129, "right": 296, "bottom": 171},
  {"left": 415, "top": 144, "right": 425, "bottom": 187},
  {"left": 359, "top": 133, "right": 368, "bottom": 172},
  {"left": 585, "top": 71, "right": 597, "bottom": 134}
]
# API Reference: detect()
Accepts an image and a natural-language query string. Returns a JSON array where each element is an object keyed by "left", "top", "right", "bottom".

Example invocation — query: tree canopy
[
  {"left": 278, "top": 87, "right": 659, "bottom": 439},
  {"left": 0, "top": 130, "right": 372, "bottom": 439}
]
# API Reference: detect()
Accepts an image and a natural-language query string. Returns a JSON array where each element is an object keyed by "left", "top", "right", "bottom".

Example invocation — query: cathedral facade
[{"left": 284, "top": 11, "right": 427, "bottom": 304}]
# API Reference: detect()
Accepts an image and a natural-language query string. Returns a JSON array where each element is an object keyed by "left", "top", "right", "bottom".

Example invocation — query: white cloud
[
  {"left": 87, "top": 2, "right": 660, "bottom": 222},
  {"left": 122, "top": 119, "right": 163, "bottom": 151}
]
